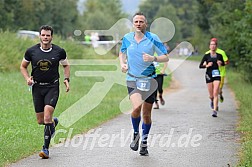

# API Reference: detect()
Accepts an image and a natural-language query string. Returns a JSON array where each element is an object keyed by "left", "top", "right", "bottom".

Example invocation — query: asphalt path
[{"left": 9, "top": 59, "right": 240, "bottom": 167}]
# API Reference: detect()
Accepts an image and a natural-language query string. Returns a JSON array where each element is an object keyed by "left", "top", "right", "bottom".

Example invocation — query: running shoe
[
  {"left": 220, "top": 94, "right": 224, "bottom": 103},
  {"left": 139, "top": 141, "right": 149, "bottom": 156},
  {"left": 212, "top": 111, "right": 217, "bottom": 117},
  {"left": 160, "top": 97, "right": 165, "bottom": 105},
  {"left": 39, "top": 146, "right": 49, "bottom": 159},
  {"left": 130, "top": 132, "right": 140, "bottom": 151},
  {"left": 210, "top": 101, "right": 214, "bottom": 109}
]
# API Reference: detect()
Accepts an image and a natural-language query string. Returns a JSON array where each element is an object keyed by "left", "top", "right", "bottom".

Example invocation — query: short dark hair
[
  {"left": 133, "top": 12, "right": 147, "bottom": 23},
  {"left": 39, "top": 25, "right": 53, "bottom": 36},
  {"left": 133, "top": 12, "right": 145, "bottom": 18}
]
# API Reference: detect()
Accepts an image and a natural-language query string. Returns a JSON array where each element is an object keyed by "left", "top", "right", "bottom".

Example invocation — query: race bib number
[
  {"left": 136, "top": 78, "right": 151, "bottom": 91},
  {"left": 212, "top": 69, "right": 220, "bottom": 77}
]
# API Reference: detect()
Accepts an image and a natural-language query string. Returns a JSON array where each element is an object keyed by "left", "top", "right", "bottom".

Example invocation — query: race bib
[
  {"left": 212, "top": 69, "right": 220, "bottom": 77},
  {"left": 136, "top": 78, "right": 151, "bottom": 91}
]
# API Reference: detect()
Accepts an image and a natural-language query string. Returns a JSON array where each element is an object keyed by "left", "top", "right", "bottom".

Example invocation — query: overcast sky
[
  {"left": 121, "top": 0, "right": 140, "bottom": 15},
  {"left": 77, "top": 0, "right": 141, "bottom": 15}
]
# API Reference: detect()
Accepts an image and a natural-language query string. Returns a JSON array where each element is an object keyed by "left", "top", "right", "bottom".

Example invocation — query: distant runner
[
  {"left": 199, "top": 39, "right": 225, "bottom": 117},
  {"left": 205, "top": 38, "right": 229, "bottom": 103}
]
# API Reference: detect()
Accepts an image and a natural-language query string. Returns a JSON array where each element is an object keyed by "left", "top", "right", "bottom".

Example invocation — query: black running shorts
[
  {"left": 205, "top": 73, "right": 221, "bottom": 83},
  {"left": 32, "top": 85, "right": 59, "bottom": 113}
]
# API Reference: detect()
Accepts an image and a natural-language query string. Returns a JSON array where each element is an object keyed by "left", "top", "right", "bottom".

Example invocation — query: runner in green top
[
  {"left": 205, "top": 38, "right": 229, "bottom": 103},
  {"left": 153, "top": 58, "right": 168, "bottom": 109}
]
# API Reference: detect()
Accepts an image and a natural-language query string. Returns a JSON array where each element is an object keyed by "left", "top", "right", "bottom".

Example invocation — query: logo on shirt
[{"left": 37, "top": 59, "right": 52, "bottom": 71}]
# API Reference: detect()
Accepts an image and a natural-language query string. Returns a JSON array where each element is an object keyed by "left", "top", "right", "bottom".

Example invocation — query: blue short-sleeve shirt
[{"left": 120, "top": 31, "right": 167, "bottom": 81}]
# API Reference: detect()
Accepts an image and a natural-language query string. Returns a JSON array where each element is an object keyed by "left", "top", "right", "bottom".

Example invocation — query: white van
[{"left": 17, "top": 30, "right": 39, "bottom": 39}]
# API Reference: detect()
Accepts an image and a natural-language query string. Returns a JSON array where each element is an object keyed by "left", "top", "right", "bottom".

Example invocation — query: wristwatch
[
  {"left": 153, "top": 56, "right": 157, "bottom": 62},
  {"left": 64, "top": 78, "right": 70, "bottom": 82}
]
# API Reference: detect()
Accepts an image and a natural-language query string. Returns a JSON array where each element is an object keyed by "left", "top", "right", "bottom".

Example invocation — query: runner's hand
[
  {"left": 27, "top": 76, "right": 34, "bottom": 86},
  {"left": 206, "top": 62, "right": 213, "bottom": 67},
  {"left": 64, "top": 80, "right": 70, "bottom": 92},
  {"left": 217, "top": 60, "right": 222, "bottom": 66},
  {"left": 121, "top": 64, "right": 128, "bottom": 73},
  {"left": 143, "top": 53, "right": 153, "bottom": 62}
]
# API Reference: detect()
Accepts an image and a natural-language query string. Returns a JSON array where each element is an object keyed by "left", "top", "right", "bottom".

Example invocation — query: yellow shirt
[{"left": 205, "top": 48, "right": 228, "bottom": 76}]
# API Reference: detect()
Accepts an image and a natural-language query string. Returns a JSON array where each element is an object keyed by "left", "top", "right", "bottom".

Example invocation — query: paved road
[{"left": 9, "top": 60, "right": 240, "bottom": 167}]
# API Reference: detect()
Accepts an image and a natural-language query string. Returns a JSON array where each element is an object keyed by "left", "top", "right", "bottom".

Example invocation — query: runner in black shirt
[
  {"left": 199, "top": 39, "right": 224, "bottom": 117},
  {"left": 20, "top": 25, "right": 70, "bottom": 159}
]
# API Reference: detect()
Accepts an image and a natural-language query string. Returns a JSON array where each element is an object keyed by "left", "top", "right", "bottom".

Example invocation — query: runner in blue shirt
[{"left": 119, "top": 12, "right": 169, "bottom": 156}]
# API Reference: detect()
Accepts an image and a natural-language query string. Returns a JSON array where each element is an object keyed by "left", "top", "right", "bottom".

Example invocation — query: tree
[
  {"left": 139, "top": 0, "right": 199, "bottom": 40},
  {"left": 194, "top": 0, "right": 252, "bottom": 81},
  {"left": 139, "top": 0, "right": 168, "bottom": 29},
  {"left": 153, "top": 4, "right": 183, "bottom": 47},
  {"left": 0, "top": 0, "right": 79, "bottom": 37},
  {"left": 234, "top": 0, "right": 252, "bottom": 81},
  {"left": 0, "top": 0, "right": 17, "bottom": 31},
  {"left": 81, "top": 0, "right": 127, "bottom": 30},
  {"left": 168, "top": 0, "right": 199, "bottom": 39}
]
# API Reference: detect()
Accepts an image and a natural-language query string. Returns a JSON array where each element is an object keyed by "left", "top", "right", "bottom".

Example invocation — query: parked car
[{"left": 17, "top": 30, "right": 39, "bottom": 39}]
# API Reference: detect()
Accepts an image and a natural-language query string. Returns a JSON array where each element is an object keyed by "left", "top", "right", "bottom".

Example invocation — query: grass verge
[{"left": 226, "top": 70, "right": 252, "bottom": 167}]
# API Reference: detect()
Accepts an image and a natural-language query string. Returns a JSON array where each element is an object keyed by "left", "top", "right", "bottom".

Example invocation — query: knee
[
  {"left": 131, "top": 107, "right": 141, "bottom": 118},
  {"left": 132, "top": 106, "right": 141, "bottom": 113}
]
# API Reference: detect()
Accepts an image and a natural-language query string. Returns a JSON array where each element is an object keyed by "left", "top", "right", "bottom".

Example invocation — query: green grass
[
  {"left": 0, "top": 31, "right": 36, "bottom": 72},
  {"left": 226, "top": 71, "right": 252, "bottom": 167},
  {"left": 0, "top": 72, "right": 42, "bottom": 165}
]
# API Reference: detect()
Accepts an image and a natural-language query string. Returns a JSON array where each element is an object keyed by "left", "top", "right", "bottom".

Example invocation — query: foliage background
[{"left": 1, "top": 0, "right": 251, "bottom": 81}]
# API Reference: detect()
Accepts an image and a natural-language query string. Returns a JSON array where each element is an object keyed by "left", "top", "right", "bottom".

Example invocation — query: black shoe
[
  {"left": 212, "top": 110, "right": 217, "bottom": 117},
  {"left": 130, "top": 132, "right": 140, "bottom": 151},
  {"left": 139, "top": 142, "right": 149, "bottom": 156}
]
